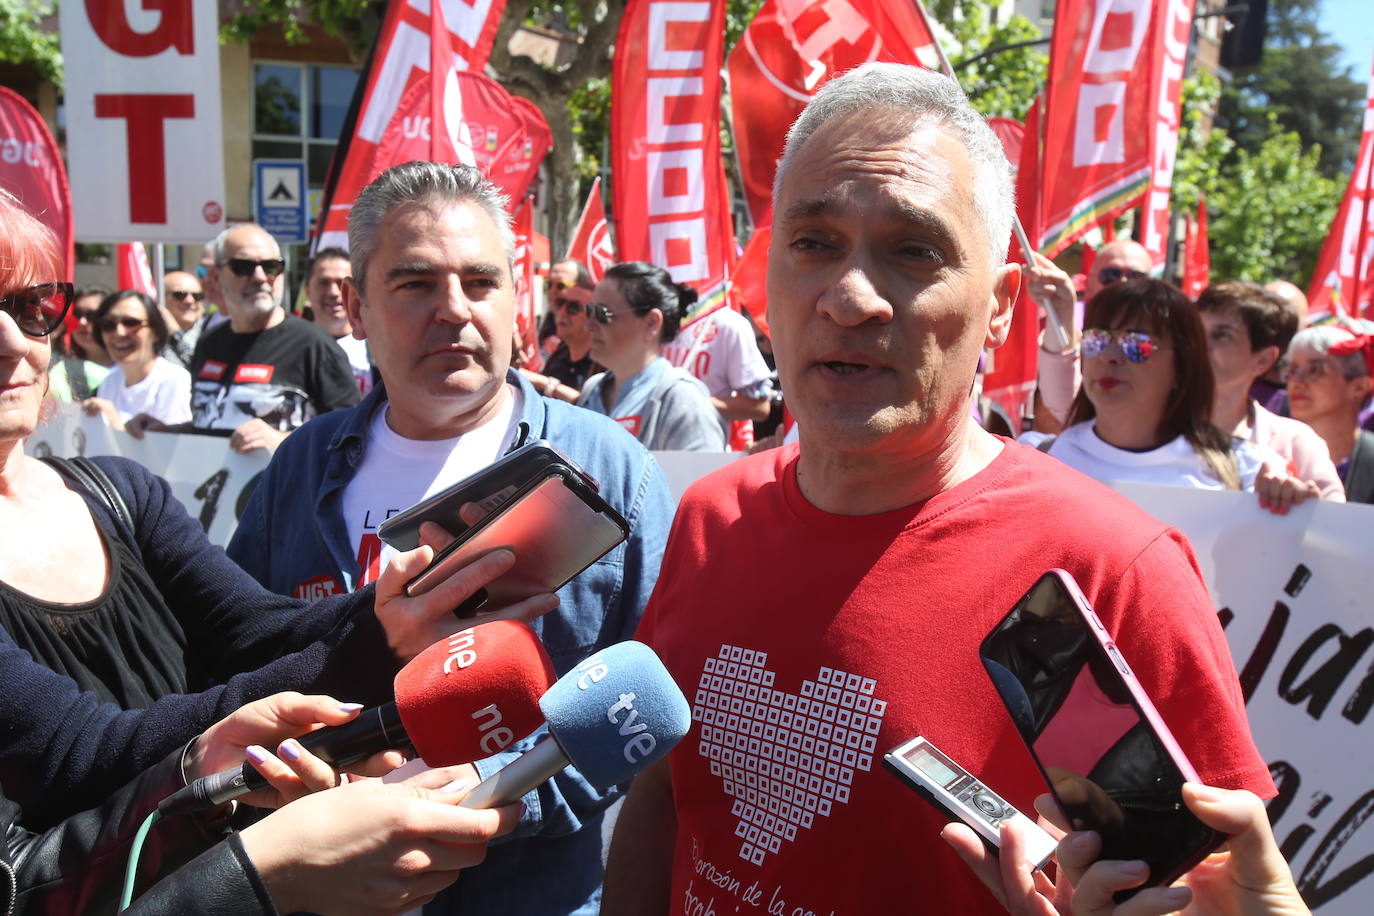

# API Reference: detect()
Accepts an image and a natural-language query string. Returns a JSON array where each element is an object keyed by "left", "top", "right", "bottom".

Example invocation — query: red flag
[
  {"left": 565, "top": 177, "right": 617, "bottom": 283},
  {"left": 1182, "top": 200, "right": 1210, "bottom": 299},
  {"left": 1308, "top": 54, "right": 1374, "bottom": 320},
  {"left": 982, "top": 99, "right": 1040, "bottom": 424},
  {"left": 728, "top": 0, "right": 937, "bottom": 226},
  {"left": 314, "top": 0, "right": 509, "bottom": 250},
  {"left": 1037, "top": 0, "right": 1158, "bottom": 256},
  {"left": 733, "top": 227, "right": 771, "bottom": 337},
  {"left": 117, "top": 242, "right": 156, "bottom": 297},
  {"left": 0, "top": 87, "right": 73, "bottom": 281},
  {"left": 512, "top": 197, "right": 542, "bottom": 371},
  {"left": 1139, "top": 0, "right": 1196, "bottom": 267},
  {"left": 611, "top": 0, "right": 735, "bottom": 301}
]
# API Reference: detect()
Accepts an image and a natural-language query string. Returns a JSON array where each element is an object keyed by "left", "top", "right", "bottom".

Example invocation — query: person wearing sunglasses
[
  {"left": 46, "top": 286, "right": 114, "bottom": 404},
  {"left": 80, "top": 290, "right": 192, "bottom": 432},
  {"left": 1042, "top": 280, "right": 1315, "bottom": 509},
  {"left": 159, "top": 270, "right": 210, "bottom": 368},
  {"left": 577, "top": 261, "right": 726, "bottom": 451},
  {"left": 1282, "top": 324, "right": 1374, "bottom": 504},
  {"left": 520, "top": 286, "right": 602, "bottom": 402},
  {"left": 128, "top": 224, "right": 360, "bottom": 453}
]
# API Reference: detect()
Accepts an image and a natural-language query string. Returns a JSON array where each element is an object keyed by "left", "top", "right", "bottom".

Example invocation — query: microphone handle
[
  {"left": 458, "top": 736, "right": 569, "bottom": 809},
  {"left": 298, "top": 702, "right": 410, "bottom": 767}
]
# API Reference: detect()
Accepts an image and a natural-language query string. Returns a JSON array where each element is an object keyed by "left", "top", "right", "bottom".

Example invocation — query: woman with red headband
[{"left": 1284, "top": 324, "right": 1374, "bottom": 503}]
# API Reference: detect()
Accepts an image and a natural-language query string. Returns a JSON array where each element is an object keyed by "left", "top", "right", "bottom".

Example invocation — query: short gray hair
[
  {"left": 349, "top": 161, "right": 515, "bottom": 293},
  {"left": 1289, "top": 322, "right": 1374, "bottom": 379},
  {"left": 774, "top": 63, "right": 1014, "bottom": 266},
  {"left": 210, "top": 223, "right": 278, "bottom": 264}
]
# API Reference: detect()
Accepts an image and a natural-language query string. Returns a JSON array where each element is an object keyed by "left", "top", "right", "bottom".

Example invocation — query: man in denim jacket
[{"left": 228, "top": 161, "right": 674, "bottom": 916}]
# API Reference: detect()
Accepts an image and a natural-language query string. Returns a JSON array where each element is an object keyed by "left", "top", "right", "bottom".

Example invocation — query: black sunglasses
[
  {"left": 556, "top": 298, "right": 585, "bottom": 316},
  {"left": 1098, "top": 266, "right": 1148, "bottom": 286},
  {"left": 1, "top": 282, "right": 74, "bottom": 337},
  {"left": 224, "top": 257, "right": 286, "bottom": 279},
  {"left": 167, "top": 289, "right": 205, "bottom": 302},
  {"left": 97, "top": 316, "right": 150, "bottom": 334}
]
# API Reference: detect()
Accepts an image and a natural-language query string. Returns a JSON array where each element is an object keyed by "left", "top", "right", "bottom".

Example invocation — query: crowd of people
[{"left": 0, "top": 60, "right": 1350, "bottom": 915}]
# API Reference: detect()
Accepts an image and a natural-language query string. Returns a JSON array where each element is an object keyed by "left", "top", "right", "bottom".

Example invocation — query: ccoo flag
[
  {"left": 727, "top": 0, "right": 938, "bottom": 227},
  {"left": 1308, "top": 53, "right": 1374, "bottom": 320},
  {"left": 1036, "top": 0, "right": 1158, "bottom": 256},
  {"left": 611, "top": 0, "right": 736, "bottom": 310},
  {"left": 313, "top": 0, "right": 509, "bottom": 251}
]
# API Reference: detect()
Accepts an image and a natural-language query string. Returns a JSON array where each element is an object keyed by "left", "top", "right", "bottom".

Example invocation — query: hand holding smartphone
[{"left": 980, "top": 569, "right": 1223, "bottom": 900}]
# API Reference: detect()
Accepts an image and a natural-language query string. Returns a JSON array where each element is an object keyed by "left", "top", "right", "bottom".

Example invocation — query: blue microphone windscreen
[{"left": 539, "top": 640, "right": 691, "bottom": 788}]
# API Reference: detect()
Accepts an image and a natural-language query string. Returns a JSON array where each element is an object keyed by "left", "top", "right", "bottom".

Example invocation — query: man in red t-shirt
[{"left": 602, "top": 63, "right": 1273, "bottom": 916}]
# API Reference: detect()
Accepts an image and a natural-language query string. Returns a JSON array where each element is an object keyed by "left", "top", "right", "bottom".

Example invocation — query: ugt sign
[{"left": 60, "top": 0, "right": 226, "bottom": 242}]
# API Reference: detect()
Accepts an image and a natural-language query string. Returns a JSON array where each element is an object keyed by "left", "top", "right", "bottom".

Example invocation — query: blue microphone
[{"left": 459, "top": 640, "right": 691, "bottom": 808}]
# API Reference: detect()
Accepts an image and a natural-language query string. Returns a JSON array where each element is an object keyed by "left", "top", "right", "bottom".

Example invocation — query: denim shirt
[{"left": 227, "top": 369, "right": 674, "bottom": 915}]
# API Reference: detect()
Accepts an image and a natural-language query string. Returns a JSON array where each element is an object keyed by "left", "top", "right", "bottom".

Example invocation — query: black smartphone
[
  {"left": 979, "top": 569, "right": 1223, "bottom": 900},
  {"left": 404, "top": 464, "right": 629, "bottom": 613},
  {"left": 377, "top": 439, "right": 595, "bottom": 551}
]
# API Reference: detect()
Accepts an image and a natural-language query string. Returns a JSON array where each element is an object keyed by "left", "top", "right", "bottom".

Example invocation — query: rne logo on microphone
[
  {"left": 472, "top": 703, "right": 515, "bottom": 754},
  {"left": 443, "top": 628, "right": 478, "bottom": 674},
  {"left": 607, "top": 692, "right": 656, "bottom": 763}
]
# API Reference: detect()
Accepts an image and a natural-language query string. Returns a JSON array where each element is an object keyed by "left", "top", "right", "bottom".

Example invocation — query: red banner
[
  {"left": 1308, "top": 57, "right": 1374, "bottom": 320},
  {"left": 611, "top": 0, "right": 735, "bottom": 297},
  {"left": 0, "top": 87, "right": 73, "bottom": 280},
  {"left": 565, "top": 177, "right": 616, "bottom": 284},
  {"left": 733, "top": 227, "right": 771, "bottom": 337},
  {"left": 512, "top": 197, "right": 542, "bottom": 371},
  {"left": 1139, "top": 0, "right": 1196, "bottom": 268},
  {"left": 117, "top": 242, "right": 156, "bottom": 296},
  {"left": 1037, "top": 0, "right": 1157, "bottom": 256},
  {"left": 727, "top": 0, "right": 937, "bottom": 227},
  {"left": 314, "top": 0, "right": 509, "bottom": 250},
  {"left": 983, "top": 99, "right": 1040, "bottom": 424},
  {"left": 1182, "top": 199, "right": 1210, "bottom": 299}
]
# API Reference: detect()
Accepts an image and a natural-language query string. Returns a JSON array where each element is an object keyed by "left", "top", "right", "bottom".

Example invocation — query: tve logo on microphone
[{"left": 607, "top": 692, "right": 656, "bottom": 763}]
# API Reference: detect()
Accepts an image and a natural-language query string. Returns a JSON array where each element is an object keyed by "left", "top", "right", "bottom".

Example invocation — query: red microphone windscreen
[{"left": 394, "top": 619, "right": 556, "bottom": 764}]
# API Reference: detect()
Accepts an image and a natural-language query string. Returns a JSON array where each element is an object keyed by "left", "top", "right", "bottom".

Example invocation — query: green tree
[
  {"left": 1218, "top": 0, "right": 1363, "bottom": 176},
  {"left": 0, "top": 0, "right": 61, "bottom": 84},
  {"left": 945, "top": 6, "right": 1046, "bottom": 120}
]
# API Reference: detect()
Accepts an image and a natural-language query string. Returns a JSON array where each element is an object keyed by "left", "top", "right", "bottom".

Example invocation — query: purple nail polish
[
  {"left": 278, "top": 740, "right": 301, "bottom": 762},
  {"left": 245, "top": 745, "right": 269, "bottom": 765},
  {"left": 338, "top": 703, "right": 364, "bottom": 712}
]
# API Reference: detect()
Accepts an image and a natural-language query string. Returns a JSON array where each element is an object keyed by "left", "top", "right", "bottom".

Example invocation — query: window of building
[{"left": 252, "top": 62, "right": 359, "bottom": 189}]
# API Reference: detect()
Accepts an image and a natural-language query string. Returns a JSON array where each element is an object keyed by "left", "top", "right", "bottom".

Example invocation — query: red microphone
[{"left": 159, "top": 620, "right": 555, "bottom": 815}]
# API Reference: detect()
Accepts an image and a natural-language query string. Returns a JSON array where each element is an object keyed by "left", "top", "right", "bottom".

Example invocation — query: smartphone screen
[{"left": 980, "top": 571, "right": 1218, "bottom": 895}]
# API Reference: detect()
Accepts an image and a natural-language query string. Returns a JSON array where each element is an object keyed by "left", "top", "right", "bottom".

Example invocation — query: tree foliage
[
  {"left": 945, "top": 6, "right": 1046, "bottom": 120},
  {"left": 1217, "top": 0, "right": 1363, "bottom": 176},
  {"left": 0, "top": 0, "right": 62, "bottom": 84}
]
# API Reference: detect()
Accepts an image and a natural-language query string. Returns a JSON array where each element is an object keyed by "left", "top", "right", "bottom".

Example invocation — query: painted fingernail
[
  {"left": 245, "top": 745, "right": 269, "bottom": 765},
  {"left": 278, "top": 739, "right": 302, "bottom": 762},
  {"left": 338, "top": 703, "right": 364, "bottom": 712},
  {"left": 440, "top": 778, "right": 471, "bottom": 794}
]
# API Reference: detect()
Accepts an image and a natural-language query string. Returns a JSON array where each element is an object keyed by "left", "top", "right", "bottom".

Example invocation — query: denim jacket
[{"left": 227, "top": 369, "right": 674, "bottom": 915}]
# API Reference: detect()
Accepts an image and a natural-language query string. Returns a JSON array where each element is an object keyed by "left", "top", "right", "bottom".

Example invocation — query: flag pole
[{"left": 910, "top": 0, "right": 1072, "bottom": 352}]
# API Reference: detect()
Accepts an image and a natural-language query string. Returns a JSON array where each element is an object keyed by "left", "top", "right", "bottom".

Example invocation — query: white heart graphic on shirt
[{"left": 693, "top": 644, "right": 888, "bottom": 866}]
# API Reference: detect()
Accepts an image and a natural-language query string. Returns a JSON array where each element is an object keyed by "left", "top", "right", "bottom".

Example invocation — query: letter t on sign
[{"left": 93, "top": 94, "right": 195, "bottom": 224}]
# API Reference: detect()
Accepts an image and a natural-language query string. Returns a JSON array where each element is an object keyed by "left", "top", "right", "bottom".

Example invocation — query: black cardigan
[{"left": 0, "top": 456, "right": 399, "bottom": 828}]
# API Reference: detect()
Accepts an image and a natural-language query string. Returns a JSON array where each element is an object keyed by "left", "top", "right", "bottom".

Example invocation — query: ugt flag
[
  {"left": 1308, "top": 53, "right": 1374, "bottom": 320},
  {"left": 314, "top": 0, "right": 509, "bottom": 251},
  {"left": 727, "top": 0, "right": 938, "bottom": 226},
  {"left": 566, "top": 177, "right": 616, "bottom": 284}
]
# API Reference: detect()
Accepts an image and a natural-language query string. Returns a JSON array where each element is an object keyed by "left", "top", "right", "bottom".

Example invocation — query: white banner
[
  {"left": 60, "top": 0, "right": 225, "bottom": 242},
  {"left": 1116, "top": 482, "right": 1374, "bottom": 913},
  {"left": 28, "top": 407, "right": 267, "bottom": 547}
]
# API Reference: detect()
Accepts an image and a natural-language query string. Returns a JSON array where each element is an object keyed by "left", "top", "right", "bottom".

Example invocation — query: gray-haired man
[
  {"left": 228, "top": 161, "right": 675, "bottom": 915},
  {"left": 603, "top": 63, "right": 1269, "bottom": 914}
]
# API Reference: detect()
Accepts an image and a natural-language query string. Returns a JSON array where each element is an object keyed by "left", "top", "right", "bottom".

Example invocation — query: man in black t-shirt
[{"left": 129, "top": 224, "right": 359, "bottom": 452}]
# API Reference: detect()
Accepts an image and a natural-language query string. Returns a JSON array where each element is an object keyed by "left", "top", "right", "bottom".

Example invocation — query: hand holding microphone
[{"left": 161, "top": 620, "right": 557, "bottom": 816}]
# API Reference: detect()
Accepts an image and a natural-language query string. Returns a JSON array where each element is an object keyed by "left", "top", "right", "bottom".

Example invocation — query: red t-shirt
[{"left": 637, "top": 440, "right": 1272, "bottom": 916}]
